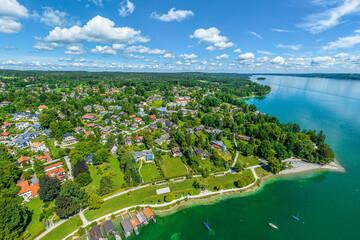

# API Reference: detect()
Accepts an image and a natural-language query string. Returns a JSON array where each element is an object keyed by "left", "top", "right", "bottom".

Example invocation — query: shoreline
[{"left": 154, "top": 159, "right": 344, "bottom": 217}]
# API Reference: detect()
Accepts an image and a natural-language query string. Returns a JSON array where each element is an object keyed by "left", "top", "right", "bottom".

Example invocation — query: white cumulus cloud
[
  {"left": 190, "top": 27, "right": 234, "bottom": 51},
  {"left": 216, "top": 54, "right": 229, "bottom": 60},
  {"left": 42, "top": 15, "right": 149, "bottom": 44},
  {"left": 91, "top": 46, "right": 117, "bottom": 55},
  {"left": 322, "top": 30, "right": 360, "bottom": 50},
  {"left": 179, "top": 54, "right": 198, "bottom": 60},
  {"left": 151, "top": 8, "right": 194, "bottom": 22},
  {"left": 276, "top": 43, "right": 303, "bottom": 50},
  {"left": 118, "top": 0, "right": 135, "bottom": 17},
  {"left": 237, "top": 52, "right": 255, "bottom": 60},
  {"left": 0, "top": 0, "right": 28, "bottom": 34}
]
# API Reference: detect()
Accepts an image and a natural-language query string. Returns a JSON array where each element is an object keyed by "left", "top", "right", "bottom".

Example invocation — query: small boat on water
[
  {"left": 269, "top": 222, "right": 279, "bottom": 230},
  {"left": 202, "top": 222, "right": 211, "bottom": 231},
  {"left": 291, "top": 215, "right": 301, "bottom": 221}
]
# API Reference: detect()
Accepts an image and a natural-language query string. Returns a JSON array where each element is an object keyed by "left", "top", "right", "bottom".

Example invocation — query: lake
[{"left": 131, "top": 75, "right": 360, "bottom": 240}]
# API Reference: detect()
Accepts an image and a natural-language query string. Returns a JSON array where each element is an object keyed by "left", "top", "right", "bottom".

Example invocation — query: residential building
[
  {"left": 171, "top": 147, "right": 182, "bottom": 157},
  {"left": 238, "top": 134, "right": 251, "bottom": 141},
  {"left": 134, "top": 136, "right": 143, "bottom": 143},
  {"left": 133, "top": 150, "right": 154, "bottom": 162},
  {"left": 74, "top": 127, "right": 85, "bottom": 134},
  {"left": 103, "top": 220, "right": 115, "bottom": 235},
  {"left": 37, "top": 105, "right": 48, "bottom": 111},
  {"left": 120, "top": 218, "right": 133, "bottom": 238},
  {"left": 16, "top": 181, "right": 40, "bottom": 202},
  {"left": 62, "top": 133, "right": 76, "bottom": 145},
  {"left": 16, "top": 122, "right": 30, "bottom": 130},
  {"left": 82, "top": 113, "right": 97, "bottom": 121},
  {"left": 124, "top": 136, "right": 132, "bottom": 145},
  {"left": 30, "top": 142, "right": 47, "bottom": 152},
  {"left": 44, "top": 162, "right": 66, "bottom": 182},
  {"left": 210, "top": 140, "right": 227, "bottom": 152},
  {"left": 89, "top": 225, "right": 104, "bottom": 240},
  {"left": 17, "top": 156, "right": 30, "bottom": 167}
]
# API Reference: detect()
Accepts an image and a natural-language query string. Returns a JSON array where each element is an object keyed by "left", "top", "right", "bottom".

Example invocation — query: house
[
  {"left": 136, "top": 212, "right": 147, "bottom": 225},
  {"left": 154, "top": 139, "right": 162, "bottom": 145},
  {"left": 238, "top": 135, "right": 251, "bottom": 141},
  {"left": 193, "top": 146, "right": 211, "bottom": 159},
  {"left": 32, "top": 124, "right": 43, "bottom": 131},
  {"left": 137, "top": 111, "right": 145, "bottom": 117},
  {"left": 44, "top": 151, "right": 52, "bottom": 162},
  {"left": 16, "top": 122, "right": 30, "bottom": 130},
  {"left": 0, "top": 132, "right": 11, "bottom": 139},
  {"left": 1, "top": 122, "right": 15, "bottom": 130},
  {"left": 85, "top": 152, "right": 94, "bottom": 164},
  {"left": 38, "top": 155, "right": 47, "bottom": 162},
  {"left": 205, "top": 128, "right": 224, "bottom": 134},
  {"left": 101, "top": 126, "right": 115, "bottom": 134},
  {"left": 103, "top": 98, "right": 115, "bottom": 103},
  {"left": 124, "top": 136, "right": 132, "bottom": 145},
  {"left": 108, "top": 105, "right": 122, "bottom": 111},
  {"left": 0, "top": 101, "right": 11, "bottom": 106},
  {"left": 194, "top": 125, "right": 204, "bottom": 132},
  {"left": 110, "top": 115, "right": 121, "bottom": 121},
  {"left": 83, "top": 105, "right": 92, "bottom": 112},
  {"left": 133, "top": 150, "right": 154, "bottom": 163},
  {"left": 89, "top": 225, "right": 103, "bottom": 240},
  {"left": 62, "top": 133, "right": 76, "bottom": 145},
  {"left": 44, "top": 162, "right": 66, "bottom": 182},
  {"left": 21, "top": 132, "right": 39, "bottom": 140},
  {"left": 37, "top": 105, "right": 48, "bottom": 111},
  {"left": 87, "top": 123, "right": 99, "bottom": 129},
  {"left": 161, "top": 133, "right": 172, "bottom": 141},
  {"left": 74, "top": 127, "right": 85, "bottom": 134},
  {"left": 130, "top": 216, "right": 140, "bottom": 235},
  {"left": 16, "top": 181, "right": 40, "bottom": 202},
  {"left": 171, "top": 147, "right": 182, "bottom": 157},
  {"left": 8, "top": 148, "right": 15, "bottom": 156},
  {"left": 130, "top": 123, "right": 138, "bottom": 130},
  {"left": 30, "top": 142, "right": 47, "bottom": 152},
  {"left": 110, "top": 143, "right": 118, "bottom": 155},
  {"left": 82, "top": 113, "right": 97, "bottom": 121},
  {"left": 103, "top": 220, "right": 115, "bottom": 235},
  {"left": 143, "top": 208, "right": 155, "bottom": 222},
  {"left": 17, "top": 156, "right": 30, "bottom": 167},
  {"left": 150, "top": 114, "right": 156, "bottom": 120},
  {"left": 85, "top": 131, "right": 95, "bottom": 138},
  {"left": 156, "top": 107, "right": 168, "bottom": 113},
  {"left": 120, "top": 218, "right": 134, "bottom": 238},
  {"left": 134, "top": 136, "right": 143, "bottom": 143},
  {"left": 210, "top": 140, "right": 227, "bottom": 152},
  {"left": 42, "top": 129, "right": 52, "bottom": 137},
  {"left": 15, "top": 138, "right": 31, "bottom": 148}
]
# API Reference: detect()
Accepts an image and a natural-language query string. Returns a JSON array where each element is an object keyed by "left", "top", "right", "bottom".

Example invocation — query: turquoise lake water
[{"left": 132, "top": 75, "right": 360, "bottom": 240}]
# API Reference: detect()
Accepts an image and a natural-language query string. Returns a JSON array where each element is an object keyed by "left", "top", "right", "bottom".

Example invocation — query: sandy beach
[{"left": 280, "top": 158, "right": 345, "bottom": 175}]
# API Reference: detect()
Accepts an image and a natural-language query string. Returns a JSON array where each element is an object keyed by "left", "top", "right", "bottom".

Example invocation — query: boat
[
  {"left": 202, "top": 222, "right": 211, "bottom": 231},
  {"left": 291, "top": 215, "right": 301, "bottom": 221},
  {"left": 269, "top": 222, "right": 279, "bottom": 230}
]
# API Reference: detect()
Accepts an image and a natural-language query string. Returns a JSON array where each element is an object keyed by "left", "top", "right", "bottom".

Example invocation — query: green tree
[
  {"left": 93, "top": 148, "right": 110, "bottom": 165},
  {"left": 75, "top": 173, "right": 93, "bottom": 187},
  {"left": 99, "top": 176, "right": 112, "bottom": 195},
  {"left": 267, "top": 157, "right": 281, "bottom": 174},
  {"left": 233, "top": 161, "right": 243, "bottom": 172},
  {"left": 88, "top": 194, "right": 103, "bottom": 210},
  {"left": 38, "top": 175, "right": 61, "bottom": 202},
  {"left": 164, "top": 193, "right": 174, "bottom": 202},
  {"left": 73, "top": 160, "right": 89, "bottom": 178},
  {"left": 0, "top": 195, "right": 31, "bottom": 239}
]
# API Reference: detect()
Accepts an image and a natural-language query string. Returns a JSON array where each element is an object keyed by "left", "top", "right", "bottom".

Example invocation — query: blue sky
[{"left": 1, "top": 0, "right": 360, "bottom": 72}]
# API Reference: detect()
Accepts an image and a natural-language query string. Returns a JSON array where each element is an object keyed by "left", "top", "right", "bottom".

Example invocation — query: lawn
[
  {"left": 88, "top": 157, "right": 125, "bottom": 191},
  {"left": 140, "top": 164, "right": 161, "bottom": 182},
  {"left": 255, "top": 166, "right": 272, "bottom": 178},
  {"left": 47, "top": 139, "right": 65, "bottom": 159},
  {"left": 25, "top": 198, "right": 45, "bottom": 239},
  {"left": 207, "top": 169, "right": 253, "bottom": 189},
  {"left": 159, "top": 154, "right": 188, "bottom": 178},
  {"left": 84, "top": 179, "right": 200, "bottom": 221},
  {"left": 221, "top": 137, "right": 235, "bottom": 153},
  {"left": 238, "top": 155, "right": 261, "bottom": 167},
  {"left": 41, "top": 215, "right": 82, "bottom": 240},
  {"left": 151, "top": 100, "right": 163, "bottom": 108}
]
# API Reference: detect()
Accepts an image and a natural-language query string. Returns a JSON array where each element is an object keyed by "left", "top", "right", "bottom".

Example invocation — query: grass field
[
  {"left": 159, "top": 154, "right": 188, "bottom": 178},
  {"left": 25, "top": 198, "right": 45, "bottom": 239},
  {"left": 255, "top": 166, "right": 272, "bottom": 178},
  {"left": 47, "top": 140, "right": 65, "bottom": 159},
  {"left": 238, "top": 155, "right": 261, "bottom": 167},
  {"left": 207, "top": 169, "right": 253, "bottom": 189},
  {"left": 84, "top": 179, "right": 200, "bottom": 221},
  {"left": 151, "top": 100, "right": 163, "bottom": 108},
  {"left": 41, "top": 215, "right": 82, "bottom": 240},
  {"left": 140, "top": 164, "right": 161, "bottom": 182},
  {"left": 88, "top": 157, "right": 125, "bottom": 191}
]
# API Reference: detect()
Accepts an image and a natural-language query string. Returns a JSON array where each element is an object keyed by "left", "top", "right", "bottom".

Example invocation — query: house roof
[
  {"left": 130, "top": 216, "right": 140, "bottom": 228},
  {"left": 16, "top": 181, "right": 39, "bottom": 196},
  {"left": 46, "top": 167, "right": 66, "bottom": 181},
  {"left": 30, "top": 142, "right": 44, "bottom": 148},
  {"left": 121, "top": 218, "right": 133, "bottom": 233},
  {"left": 44, "top": 162, "right": 63, "bottom": 171},
  {"left": 38, "top": 105, "right": 47, "bottom": 109},
  {"left": 18, "top": 156, "right": 29, "bottom": 163},
  {"left": 143, "top": 208, "right": 154, "bottom": 219},
  {"left": 89, "top": 225, "right": 103, "bottom": 240},
  {"left": 103, "top": 220, "right": 115, "bottom": 234}
]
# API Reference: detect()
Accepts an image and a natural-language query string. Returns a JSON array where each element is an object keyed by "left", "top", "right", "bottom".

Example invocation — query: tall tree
[{"left": 38, "top": 175, "right": 61, "bottom": 202}]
